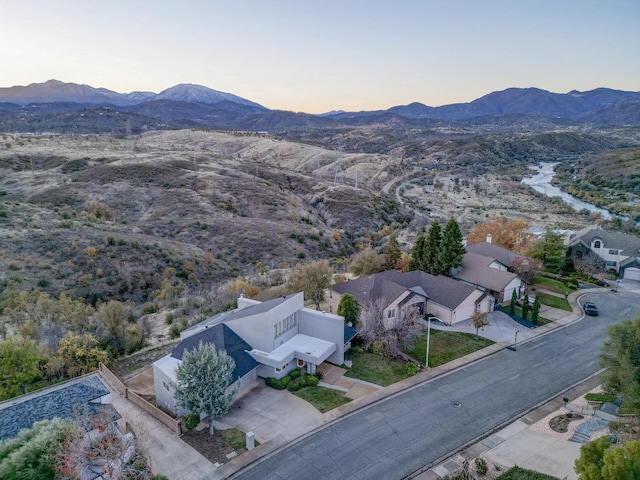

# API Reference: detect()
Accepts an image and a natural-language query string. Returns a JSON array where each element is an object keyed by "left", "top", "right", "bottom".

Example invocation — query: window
[
  {"left": 606, "top": 261, "right": 617, "bottom": 267},
  {"left": 163, "top": 381, "right": 170, "bottom": 391},
  {"left": 594, "top": 241, "right": 601, "bottom": 248},
  {"left": 274, "top": 313, "right": 296, "bottom": 338},
  {"left": 387, "top": 309, "right": 395, "bottom": 319},
  {"left": 609, "top": 249, "right": 618, "bottom": 255}
]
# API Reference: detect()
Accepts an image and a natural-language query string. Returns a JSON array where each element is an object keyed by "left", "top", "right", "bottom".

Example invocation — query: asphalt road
[{"left": 234, "top": 291, "right": 640, "bottom": 480}]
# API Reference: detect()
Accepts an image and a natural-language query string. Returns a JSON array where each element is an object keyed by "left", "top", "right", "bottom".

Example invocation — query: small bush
[
  {"left": 265, "top": 377, "right": 287, "bottom": 390},
  {"left": 152, "top": 476, "right": 169, "bottom": 480},
  {"left": 305, "top": 374, "right": 319, "bottom": 387},
  {"left": 281, "top": 375, "right": 291, "bottom": 386},
  {"left": 165, "top": 313, "right": 174, "bottom": 325},
  {"left": 286, "top": 377, "right": 303, "bottom": 391},
  {"left": 141, "top": 303, "right": 157, "bottom": 315},
  {"left": 289, "top": 368, "right": 301, "bottom": 379},
  {"left": 406, "top": 362, "right": 418, "bottom": 376},
  {"left": 475, "top": 457, "right": 488, "bottom": 476},
  {"left": 181, "top": 413, "right": 200, "bottom": 431}
]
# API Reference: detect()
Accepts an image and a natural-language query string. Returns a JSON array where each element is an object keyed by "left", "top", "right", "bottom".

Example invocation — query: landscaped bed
[{"left": 181, "top": 427, "right": 255, "bottom": 465}]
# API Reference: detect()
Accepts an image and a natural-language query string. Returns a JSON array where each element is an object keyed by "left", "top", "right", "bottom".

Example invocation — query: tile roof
[
  {"left": 0, "top": 374, "right": 115, "bottom": 441},
  {"left": 455, "top": 252, "right": 519, "bottom": 292},
  {"left": 466, "top": 242, "right": 522, "bottom": 268},
  {"left": 171, "top": 323, "right": 258, "bottom": 380}
]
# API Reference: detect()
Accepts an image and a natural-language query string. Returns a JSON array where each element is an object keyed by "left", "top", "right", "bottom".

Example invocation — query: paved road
[{"left": 234, "top": 291, "right": 640, "bottom": 480}]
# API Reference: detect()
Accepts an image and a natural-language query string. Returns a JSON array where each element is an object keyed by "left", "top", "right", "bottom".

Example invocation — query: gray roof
[
  {"left": 334, "top": 270, "right": 480, "bottom": 311},
  {"left": 455, "top": 252, "right": 519, "bottom": 292},
  {"left": 569, "top": 226, "right": 640, "bottom": 255},
  {"left": 0, "top": 374, "right": 115, "bottom": 441},
  {"left": 172, "top": 323, "right": 258, "bottom": 380},
  {"left": 466, "top": 242, "right": 522, "bottom": 268}
]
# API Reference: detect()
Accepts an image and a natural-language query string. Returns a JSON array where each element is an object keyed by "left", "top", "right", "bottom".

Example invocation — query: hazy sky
[{"left": 1, "top": 0, "right": 638, "bottom": 113}]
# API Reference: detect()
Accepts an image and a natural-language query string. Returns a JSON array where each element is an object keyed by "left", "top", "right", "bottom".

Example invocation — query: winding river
[{"left": 521, "top": 162, "right": 613, "bottom": 220}]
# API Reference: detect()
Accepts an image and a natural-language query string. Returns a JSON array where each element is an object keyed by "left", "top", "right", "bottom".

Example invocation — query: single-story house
[
  {"left": 330, "top": 270, "right": 492, "bottom": 326},
  {"left": 153, "top": 292, "right": 352, "bottom": 417},
  {"left": 466, "top": 241, "right": 523, "bottom": 271},
  {"left": 567, "top": 225, "right": 640, "bottom": 280}
]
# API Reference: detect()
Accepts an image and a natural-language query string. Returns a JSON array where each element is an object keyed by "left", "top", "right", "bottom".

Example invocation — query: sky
[{"left": 1, "top": 0, "right": 638, "bottom": 113}]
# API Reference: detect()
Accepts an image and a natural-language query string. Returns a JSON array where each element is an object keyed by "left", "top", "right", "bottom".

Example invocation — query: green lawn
[
  {"left": 531, "top": 275, "right": 575, "bottom": 295},
  {"left": 292, "top": 386, "right": 352, "bottom": 413},
  {"left": 222, "top": 428, "right": 259, "bottom": 453},
  {"left": 403, "top": 330, "right": 494, "bottom": 368},
  {"left": 344, "top": 351, "right": 411, "bottom": 386},
  {"left": 535, "top": 292, "right": 572, "bottom": 311}
]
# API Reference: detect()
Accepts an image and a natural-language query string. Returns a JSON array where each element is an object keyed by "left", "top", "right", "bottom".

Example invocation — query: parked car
[{"left": 584, "top": 302, "right": 599, "bottom": 316}]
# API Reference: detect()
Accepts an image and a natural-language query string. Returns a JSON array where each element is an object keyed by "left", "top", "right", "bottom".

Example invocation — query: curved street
[{"left": 233, "top": 290, "right": 640, "bottom": 480}]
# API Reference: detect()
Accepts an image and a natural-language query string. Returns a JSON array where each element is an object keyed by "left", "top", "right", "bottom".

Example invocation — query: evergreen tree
[
  {"left": 409, "top": 234, "right": 427, "bottom": 271},
  {"left": 337, "top": 293, "right": 361, "bottom": 326},
  {"left": 423, "top": 220, "right": 442, "bottom": 274},
  {"left": 382, "top": 232, "right": 402, "bottom": 271},
  {"left": 522, "top": 292, "right": 530, "bottom": 321},
  {"left": 509, "top": 289, "right": 518, "bottom": 315},
  {"left": 175, "top": 341, "right": 238, "bottom": 435},
  {"left": 435, "top": 218, "right": 465, "bottom": 276},
  {"left": 531, "top": 297, "right": 541, "bottom": 325}
]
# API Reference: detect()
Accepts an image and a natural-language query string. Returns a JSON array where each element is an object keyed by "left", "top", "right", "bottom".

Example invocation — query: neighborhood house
[{"left": 153, "top": 292, "right": 351, "bottom": 416}]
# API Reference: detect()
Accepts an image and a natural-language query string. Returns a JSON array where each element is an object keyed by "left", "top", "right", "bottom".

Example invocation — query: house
[
  {"left": 454, "top": 250, "right": 524, "bottom": 304},
  {"left": 330, "top": 270, "right": 492, "bottom": 326},
  {"left": 153, "top": 292, "right": 350, "bottom": 416},
  {"left": 466, "top": 241, "right": 523, "bottom": 271},
  {"left": 567, "top": 225, "right": 640, "bottom": 280}
]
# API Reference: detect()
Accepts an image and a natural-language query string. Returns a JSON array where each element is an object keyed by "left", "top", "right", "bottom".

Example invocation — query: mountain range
[{"left": 1, "top": 80, "right": 639, "bottom": 133}]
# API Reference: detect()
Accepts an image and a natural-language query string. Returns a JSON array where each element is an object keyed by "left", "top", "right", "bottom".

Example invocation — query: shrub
[
  {"left": 281, "top": 375, "right": 291, "bottom": 386},
  {"left": 181, "top": 413, "right": 200, "bottom": 431},
  {"left": 305, "top": 374, "right": 319, "bottom": 387},
  {"left": 289, "top": 368, "right": 301, "bottom": 379},
  {"left": 141, "top": 303, "right": 157, "bottom": 315},
  {"left": 475, "top": 457, "right": 488, "bottom": 476},
  {"left": 152, "top": 476, "right": 169, "bottom": 480},
  {"left": 286, "top": 377, "right": 303, "bottom": 391},
  {"left": 406, "top": 362, "right": 418, "bottom": 376},
  {"left": 265, "top": 377, "right": 287, "bottom": 390}
]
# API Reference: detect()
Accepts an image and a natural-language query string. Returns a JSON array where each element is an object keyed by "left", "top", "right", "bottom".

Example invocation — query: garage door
[{"left": 624, "top": 267, "right": 640, "bottom": 281}]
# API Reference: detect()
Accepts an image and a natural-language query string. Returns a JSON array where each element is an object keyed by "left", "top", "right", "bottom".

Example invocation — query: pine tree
[
  {"left": 435, "top": 218, "right": 465, "bottom": 276},
  {"left": 423, "top": 220, "right": 442, "bottom": 274},
  {"left": 522, "top": 292, "right": 530, "bottom": 321},
  {"left": 532, "top": 297, "right": 541, "bottom": 325},
  {"left": 409, "top": 234, "right": 427, "bottom": 271},
  {"left": 510, "top": 289, "right": 518, "bottom": 315},
  {"left": 337, "top": 293, "right": 361, "bottom": 326},
  {"left": 382, "top": 232, "right": 402, "bottom": 271}
]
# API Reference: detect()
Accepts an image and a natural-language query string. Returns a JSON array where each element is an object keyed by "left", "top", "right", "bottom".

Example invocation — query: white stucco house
[
  {"left": 567, "top": 225, "right": 640, "bottom": 280},
  {"left": 153, "top": 292, "right": 352, "bottom": 416},
  {"left": 330, "top": 269, "right": 492, "bottom": 326}
]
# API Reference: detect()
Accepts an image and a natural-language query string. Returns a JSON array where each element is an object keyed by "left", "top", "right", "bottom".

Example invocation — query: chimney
[{"left": 486, "top": 234, "right": 492, "bottom": 244}]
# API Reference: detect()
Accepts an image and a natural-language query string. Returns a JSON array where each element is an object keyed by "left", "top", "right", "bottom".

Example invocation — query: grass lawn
[
  {"left": 292, "top": 386, "right": 352, "bottom": 413},
  {"left": 344, "top": 351, "right": 411, "bottom": 386},
  {"left": 221, "top": 428, "right": 259, "bottom": 452},
  {"left": 535, "top": 292, "right": 572, "bottom": 311},
  {"left": 532, "top": 275, "right": 575, "bottom": 295},
  {"left": 403, "top": 330, "right": 494, "bottom": 368}
]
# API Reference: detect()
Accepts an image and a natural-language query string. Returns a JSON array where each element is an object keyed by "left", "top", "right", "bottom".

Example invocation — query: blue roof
[
  {"left": 0, "top": 374, "right": 116, "bottom": 441},
  {"left": 172, "top": 323, "right": 258, "bottom": 380}
]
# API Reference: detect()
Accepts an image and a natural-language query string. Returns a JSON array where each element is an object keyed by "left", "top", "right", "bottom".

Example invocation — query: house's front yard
[
  {"left": 344, "top": 350, "right": 411, "bottom": 386},
  {"left": 534, "top": 292, "right": 572, "bottom": 311},
  {"left": 403, "top": 330, "right": 494, "bottom": 368},
  {"left": 292, "top": 386, "right": 352, "bottom": 413}
]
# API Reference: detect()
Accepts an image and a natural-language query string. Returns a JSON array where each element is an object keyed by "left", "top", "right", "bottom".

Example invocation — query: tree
[
  {"left": 382, "top": 232, "right": 402, "bottom": 271},
  {"left": 531, "top": 297, "right": 541, "bottom": 325},
  {"left": 599, "top": 316, "right": 640, "bottom": 413},
  {"left": 175, "top": 341, "right": 238, "bottom": 435},
  {"left": 509, "top": 289, "right": 518, "bottom": 315},
  {"left": 527, "top": 227, "right": 567, "bottom": 273},
  {"left": 436, "top": 218, "right": 466, "bottom": 276},
  {"left": 471, "top": 311, "right": 490, "bottom": 338},
  {"left": 56, "top": 332, "right": 109, "bottom": 376},
  {"left": 510, "top": 256, "right": 543, "bottom": 284},
  {"left": 575, "top": 437, "right": 640, "bottom": 480},
  {"left": 409, "top": 234, "right": 427, "bottom": 271},
  {"left": 522, "top": 292, "right": 530, "bottom": 321},
  {"left": 575, "top": 437, "right": 610, "bottom": 480},
  {"left": 0, "top": 418, "right": 72, "bottom": 480},
  {"left": 337, "top": 294, "right": 361, "bottom": 326},
  {"left": 358, "top": 298, "right": 387, "bottom": 351},
  {"left": 423, "top": 220, "right": 442, "bottom": 274},
  {"left": 92, "top": 300, "right": 132, "bottom": 355},
  {"left": 467, "top": 216, "right": 532, "bottom": 252},
  {"left": 0, "top": 336, "right": 43, "bottom": 399},
  {"left": 286, "top": 259, "right": 332, "bottom": 310},
  {"left": 349, "top": 248, "right": 385, "bottom": 276}
]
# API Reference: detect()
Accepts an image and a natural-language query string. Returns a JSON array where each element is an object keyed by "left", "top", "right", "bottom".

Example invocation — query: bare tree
[
  {"left": 358, "top": 298, "right": 387, "bottom": 350},
  {"left": 510, "top": 256, "right": 543, "bottom": 284}
]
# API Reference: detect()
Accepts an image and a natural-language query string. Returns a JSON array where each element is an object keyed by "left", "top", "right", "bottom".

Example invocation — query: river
[{"left": 521, "top": 162, "right": 613, "bottom": 220}]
